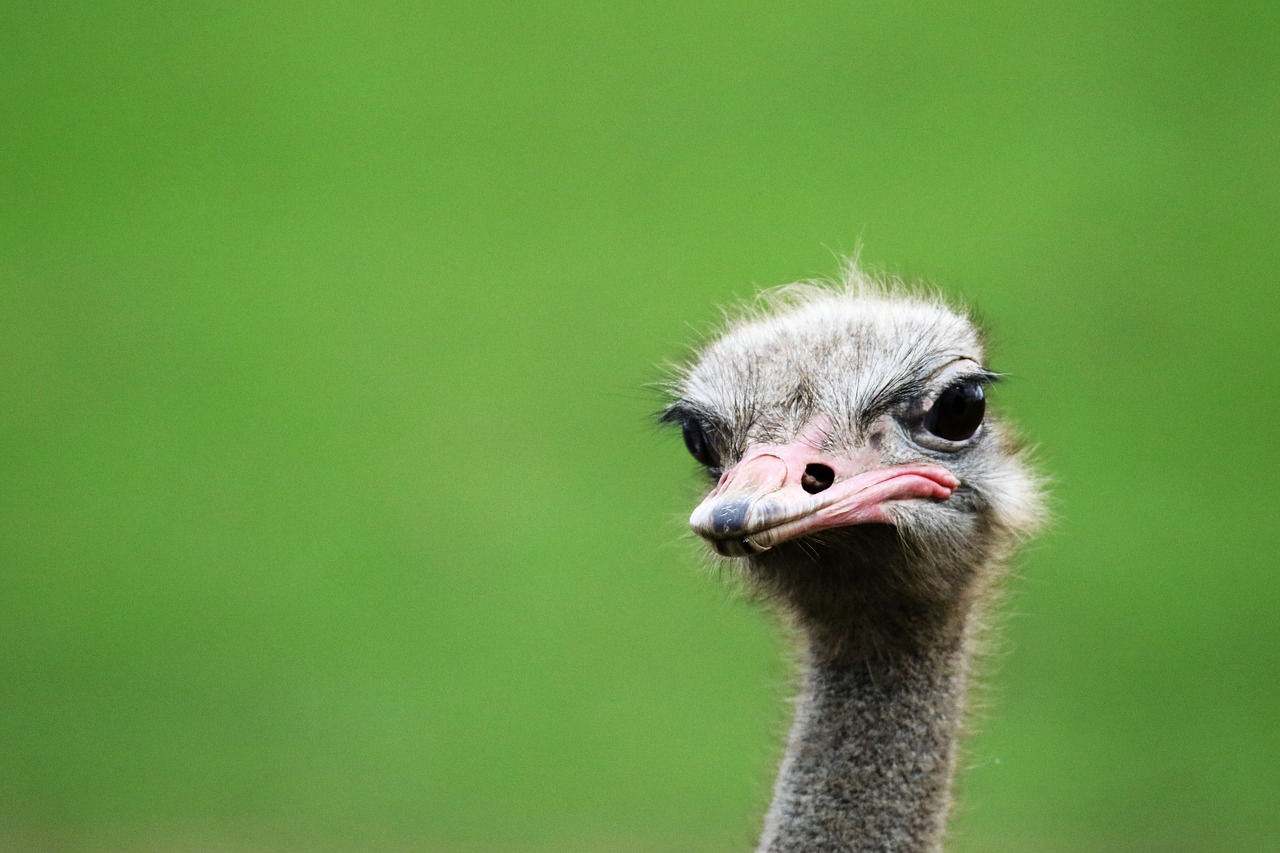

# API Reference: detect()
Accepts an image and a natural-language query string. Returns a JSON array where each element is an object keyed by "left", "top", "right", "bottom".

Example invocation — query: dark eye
[
  {"left": 924, "top": 380, "right": 985, "bottom": 442},
  {"left": 681, "top": 419, "right": 719, "bottom": 468}
]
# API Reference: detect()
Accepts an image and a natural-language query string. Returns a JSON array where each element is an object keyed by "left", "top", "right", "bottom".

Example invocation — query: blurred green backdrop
[{"left": 3, "top": 2, "right": 1277, "bottom": 851}]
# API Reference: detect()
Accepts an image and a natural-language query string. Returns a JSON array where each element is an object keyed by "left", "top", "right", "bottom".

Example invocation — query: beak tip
[
  {"left": 710, "top": 497, "right": 753, "bottom": 536},
  {"left": 691, "top": 494, "right": 758, "bottom": 539}
]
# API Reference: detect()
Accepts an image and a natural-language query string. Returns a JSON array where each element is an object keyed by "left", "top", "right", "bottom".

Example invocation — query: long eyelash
[
  {"left": 864, "top": 369, "right": 999, "bottom": 425},
  {"left": 864, "top": 379, "right": 929, "bottom": 421}
]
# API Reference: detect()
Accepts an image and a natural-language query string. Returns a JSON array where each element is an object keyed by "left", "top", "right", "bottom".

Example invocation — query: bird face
[{"left": 665, "top": 286, "right": 1041, "bottom": 578}]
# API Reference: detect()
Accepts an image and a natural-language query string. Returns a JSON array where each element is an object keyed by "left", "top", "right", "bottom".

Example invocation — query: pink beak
[{"left": 689, "top": 439, "right": 959, "bottom": 557}]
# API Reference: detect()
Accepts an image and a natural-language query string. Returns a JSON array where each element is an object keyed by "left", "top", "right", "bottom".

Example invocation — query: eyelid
[
  {"left": 659, "top": 401, "right": 714, "bottom": 426},
  {"left": 658, "top": 404, "right": 688, "bottom": 425},
  {"left": 927, "top": 355, "right": 997, "bottom": 383},
  {"left": 934, "top": 370, "right": 999, "bottom": 395}
]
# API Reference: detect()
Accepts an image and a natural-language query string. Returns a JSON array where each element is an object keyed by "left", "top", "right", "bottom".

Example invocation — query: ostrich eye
[
  {"left": 924, "top": 380, "right": 985, "bottom": 442},
  {"left": 681, "top": 419, "right": 719, "bottom": 468}
]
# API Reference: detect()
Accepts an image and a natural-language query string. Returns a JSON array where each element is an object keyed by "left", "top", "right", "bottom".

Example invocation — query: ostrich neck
[{"left": 756, "top": 629, "right": 970, "bottom": 853}]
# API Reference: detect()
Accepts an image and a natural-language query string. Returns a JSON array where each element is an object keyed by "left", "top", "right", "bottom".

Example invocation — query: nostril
[{"left": 801, "top": 463, "right": 835, "bottom": 494}]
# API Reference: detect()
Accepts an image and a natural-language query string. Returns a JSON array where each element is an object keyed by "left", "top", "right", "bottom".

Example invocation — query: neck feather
[{"left": 756, "top": 630, "right": 970, "bottom": 853}]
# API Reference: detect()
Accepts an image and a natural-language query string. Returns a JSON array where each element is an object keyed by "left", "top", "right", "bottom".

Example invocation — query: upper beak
[{"left": 689, "top": 440, "right": 959, "bottom": 557}]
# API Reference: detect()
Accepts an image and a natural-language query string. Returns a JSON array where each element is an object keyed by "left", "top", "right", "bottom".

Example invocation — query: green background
[{"left": 3, "top": 2, "right": 1277, "bottom": 851}]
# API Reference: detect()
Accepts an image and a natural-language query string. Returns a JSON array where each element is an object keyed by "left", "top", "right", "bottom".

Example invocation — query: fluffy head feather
[{"left": 663, "top": 265, "right": 1045, "bottom": 661}]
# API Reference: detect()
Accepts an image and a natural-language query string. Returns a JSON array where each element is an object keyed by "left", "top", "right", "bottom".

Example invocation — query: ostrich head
[{"left": 663, "top": 270, "right": 1044, "bottom": 660}]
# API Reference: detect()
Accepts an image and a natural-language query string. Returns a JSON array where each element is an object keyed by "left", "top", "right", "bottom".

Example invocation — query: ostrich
[{"left": 661, "top": 265, "right": 1044, "bottom": 852}]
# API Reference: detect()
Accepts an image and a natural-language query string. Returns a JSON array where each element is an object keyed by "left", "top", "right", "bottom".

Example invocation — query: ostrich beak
[{"left": 689, "top": 442, "right": 959, "bottom": 558}]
